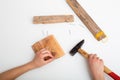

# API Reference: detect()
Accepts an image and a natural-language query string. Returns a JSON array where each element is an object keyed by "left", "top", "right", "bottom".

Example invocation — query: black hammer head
[{"left": 70, "top": 40, "right": 84, "bottom": 56}]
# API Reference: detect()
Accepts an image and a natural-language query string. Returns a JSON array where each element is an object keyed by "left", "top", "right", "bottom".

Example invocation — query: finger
[
  {"left": 99, "top": 59, "right": 103, "bottom": 62},
  {"left": 42, "top": 50, "right": 54, "bottom": 57},
  {"left": 93, "top": 54, "right": 97, "bottom": 59},
  {"left": 41, "top": 52, "right": 54, "bottom": 59},
  {"left": 41, "top": 50, "right": 51, "bottom": 54},
  {"left": 39, "top": 48, "right": 47, "bottom": 52},
  {"left": 47, "top": 53, "right": 54, "bottom": 58},
  {"left": 89, "top": 54, "right": 95, "bottom": 59},
  {"left": 36, "top": 48, "right": 46, "bottom": 54},
  {"left": 45, "top": 57, "right": 55, "bottom": 63},
  {"left": 41, "top": 53, "right": 50, "bottom": 58},
  {"left": 43, "top": 54, "right": 55, "bottom": 61},
  {"left": 88, "top": 54, "right": 92, "bottom": 57},
  {"left": 41, "top": 53, "right": 54, "bottom": 59},
  {"left": 44, "top": 56, "right": 52, "bottom": 61},
  {"left": 96, "top": 57, "right": 99, "bottom": 60}
]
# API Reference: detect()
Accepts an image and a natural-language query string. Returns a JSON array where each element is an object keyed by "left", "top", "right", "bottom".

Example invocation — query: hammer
[{"left": 70, "top": 40, "right": 120, "bottom": 80}]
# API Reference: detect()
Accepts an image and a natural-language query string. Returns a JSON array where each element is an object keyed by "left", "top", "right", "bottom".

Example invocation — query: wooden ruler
[
  {"left": 33, "top": 15, "right": 74, "bottom": 24},
  {"left": 66, "top": 0, "right": 106, "bottom": 41}
]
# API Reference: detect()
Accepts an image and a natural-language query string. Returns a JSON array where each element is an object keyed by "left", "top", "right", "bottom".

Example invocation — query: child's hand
[
  {"left": 31, "top": 49, "right": 55, "bottom": 68},
  {"left": 88, "top": 54, "right": 104, "bottom": 80}
]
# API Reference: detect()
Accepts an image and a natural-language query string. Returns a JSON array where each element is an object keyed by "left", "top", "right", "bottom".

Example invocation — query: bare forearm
[
  {"left": 0, "top": 49, "right": 55, "bottom": 80},
  {"left": 0, "top": 62, "right": 36, "bottom": 80}
]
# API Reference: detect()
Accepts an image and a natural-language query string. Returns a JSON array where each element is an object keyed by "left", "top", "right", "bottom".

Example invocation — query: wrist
[
  {"left": 93, "top": 74, "right": 105, "bottom": 80},
  {"left": 27, "top": 62, "right": 39, "bottom": 69},
  {"left": 28, "top": 61, "right": 42, "bottom": 69}
]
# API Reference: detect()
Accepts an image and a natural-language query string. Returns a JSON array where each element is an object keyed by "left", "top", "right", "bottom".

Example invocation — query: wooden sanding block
[
  {"left": 32, "top": 35, "right": 65, "bottom": 58},
  {"left": 33, "top": 15, "right": 74, "bottom": 24},
  {"left": 66, "top": 0, "right": 107, "bottom": 41}
]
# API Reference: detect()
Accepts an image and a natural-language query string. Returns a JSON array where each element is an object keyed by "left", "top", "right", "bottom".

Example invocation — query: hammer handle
[{"left": 78, "top": 49, "right": 120, "bottom": 80}]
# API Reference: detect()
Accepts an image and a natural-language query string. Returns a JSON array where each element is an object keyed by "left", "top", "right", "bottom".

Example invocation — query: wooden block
[
  {"left": 33, "top": 15, "right": 74, "bottom": 24},
  {"left": 66, "top": 0, "right": 106, "bottom": 41},
  {"left": 32, "top": 35, "right": 65, "bottom": 58}
]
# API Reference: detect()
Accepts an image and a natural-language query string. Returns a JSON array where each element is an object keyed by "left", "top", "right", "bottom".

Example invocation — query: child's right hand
[
  {"left": 88, "top": 54, "right": 105, "bottom": 80},
  {"left": 31, "top": 48, "right": 55, "bottom": 68}
]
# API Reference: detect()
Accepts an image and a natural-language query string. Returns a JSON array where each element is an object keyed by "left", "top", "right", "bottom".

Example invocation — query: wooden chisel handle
[{"left": 78, "top": 49, "right": 120, "bottom": 80}]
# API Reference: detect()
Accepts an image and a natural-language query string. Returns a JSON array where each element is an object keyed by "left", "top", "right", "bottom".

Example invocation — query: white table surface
[{"left": 0, "top": 0, "right": 120, "bottom": 80}]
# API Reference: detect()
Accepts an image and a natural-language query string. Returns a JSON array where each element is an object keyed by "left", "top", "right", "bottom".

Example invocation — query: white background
[{"left": 0, "top": 0, "right": 120, "bottom": 80}]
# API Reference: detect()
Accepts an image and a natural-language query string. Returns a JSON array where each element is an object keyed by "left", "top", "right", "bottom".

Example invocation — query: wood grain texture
[
  {"left": 66, "top": 0, "right": 106, "bottom": 41},
  {"left": 33, "top": 15, "right": 74, "bottom": 24},
  {"left": 32, "top": 35, "right": 65, "bottom": 59}
]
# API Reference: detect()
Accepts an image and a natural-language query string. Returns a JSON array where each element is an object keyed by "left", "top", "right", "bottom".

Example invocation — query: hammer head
[{"left": 70, "top": 40, "right": 84, "bottom": 56}]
